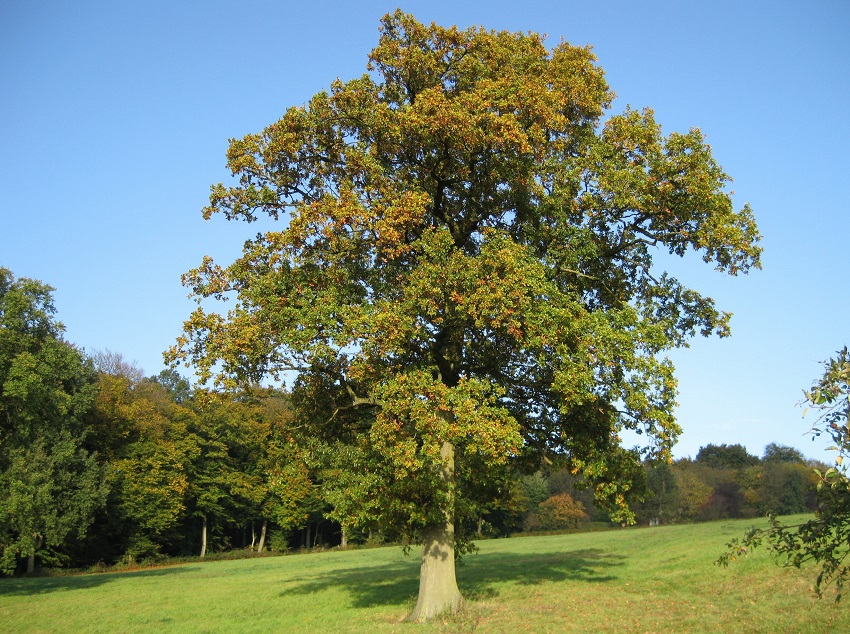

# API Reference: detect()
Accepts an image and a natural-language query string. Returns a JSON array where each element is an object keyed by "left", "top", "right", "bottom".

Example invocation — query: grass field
[{"left": 1, "top": 515, "right": 846, "bottom": 632}]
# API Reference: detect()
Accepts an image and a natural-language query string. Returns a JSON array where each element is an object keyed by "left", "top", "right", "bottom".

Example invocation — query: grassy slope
[{"left": 0, "top": 516, "right": 845, "bottom": 633}]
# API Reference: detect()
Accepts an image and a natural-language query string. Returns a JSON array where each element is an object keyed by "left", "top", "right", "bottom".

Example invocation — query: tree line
[
  {"left": 0, "top": 268, "right": 310, "bottom": 573},
  {"left": 496, "top": 441, "right": 822, "bottom": 536},
  {"left": 1, "top": 266, "right": 823, "bottom": 575}
]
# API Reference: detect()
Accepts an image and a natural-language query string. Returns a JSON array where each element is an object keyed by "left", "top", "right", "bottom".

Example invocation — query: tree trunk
[
  {"left": 341, "top": 527, "right": 348, "bottom": 549},
  {"left": 26, "top": 535, "right": 42, "bottom": 574},
  {"left": 250, "top": 520, "right": 256, "bottom": 550},
  {"left": 406, "top": 441, "right": 463, "bottom": 622},
  {"left": 304, "top": 522, "right": 311, "bottom": 550},
  {"left": 257, "top": 520, "right": 267, "bottom": 553},
  {"left": 200, "top": 515, "right": 208, "bottom": 558}
]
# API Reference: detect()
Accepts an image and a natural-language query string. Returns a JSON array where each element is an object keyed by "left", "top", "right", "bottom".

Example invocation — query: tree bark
[
  {"left": 406, "top": 441, "right": 463, "bottom": 622},
  {"left": 341, "top": 527, "right": 348, "bottom": 549},
  {"left": 200, "top": 514, "right": 208, "bottom": 558},
  {"left": 304, "top": 522, "right": 311, "bottom": 550},
  {"left": 257, "top": 520, "right": 267, "bottom": 553}
]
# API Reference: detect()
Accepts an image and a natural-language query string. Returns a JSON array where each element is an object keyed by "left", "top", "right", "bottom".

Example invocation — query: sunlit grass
[{"left": 0, "top": 516, "right": 845, "bottom": 632}]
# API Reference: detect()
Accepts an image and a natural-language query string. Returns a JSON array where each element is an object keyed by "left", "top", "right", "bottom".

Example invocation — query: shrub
[{"left": 537, "top": 493, "right": 588, "bottom": 530}]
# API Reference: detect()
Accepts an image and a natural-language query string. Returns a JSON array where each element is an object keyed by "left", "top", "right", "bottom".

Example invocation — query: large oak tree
[{"left": 170, "top": 12, "right": 761, "bottom": 620}]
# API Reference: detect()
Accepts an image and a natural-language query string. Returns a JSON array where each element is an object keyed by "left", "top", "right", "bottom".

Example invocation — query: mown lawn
[{"left": 0, "top": 515, "right": 845, "bottom": 632}]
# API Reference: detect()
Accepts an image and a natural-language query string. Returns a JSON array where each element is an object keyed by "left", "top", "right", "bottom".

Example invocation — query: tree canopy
[
  {"left": 696, "top": 444, "right": 760, "bottom": 469},
  {"left": 170, "top": 11, "right": 761, "bottom": 620},
  {"left": 762, "top": 442, "right": 806, "bottom": 464}
]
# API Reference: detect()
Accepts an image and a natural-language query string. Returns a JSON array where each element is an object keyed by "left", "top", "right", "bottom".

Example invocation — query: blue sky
[{"left": 2, "top": 1, "right": 848, "bottom": 461}]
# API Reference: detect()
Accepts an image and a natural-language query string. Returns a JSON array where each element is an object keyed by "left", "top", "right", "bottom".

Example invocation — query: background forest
[{"left": 0, "top": 267, "right": 823, "bottom": 575}]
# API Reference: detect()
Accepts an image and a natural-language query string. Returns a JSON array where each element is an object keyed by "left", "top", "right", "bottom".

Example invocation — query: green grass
[{"left": 1, "top": 516, "right": 846, "bottom": 632}]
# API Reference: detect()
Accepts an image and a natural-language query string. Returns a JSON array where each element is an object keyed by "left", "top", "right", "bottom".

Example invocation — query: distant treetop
[{"left": 696, "top": 443, "right": 760, "bottom": 469}]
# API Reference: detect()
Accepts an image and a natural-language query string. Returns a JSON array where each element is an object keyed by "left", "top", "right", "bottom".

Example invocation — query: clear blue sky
[{"left": 2, "top": 1, "right": 847, "bottom": 461}]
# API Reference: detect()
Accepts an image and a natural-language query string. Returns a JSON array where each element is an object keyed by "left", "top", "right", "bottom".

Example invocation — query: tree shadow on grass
[
  {"left": 0, "top": 565, "right": 195, "bottom": 597},
  {"left": 278, "top": 559, "right": 421, "bottom": 608},
  {"left": 277, "top": 547, "right": 625, "bottom": 609},
  {"left": 460, "top": 548, "right": 624, "bottom": 597}
]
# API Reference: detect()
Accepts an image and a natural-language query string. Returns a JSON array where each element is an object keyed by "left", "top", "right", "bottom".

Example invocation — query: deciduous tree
[
  {"left": 170, "top": 12, "right": 761, "bottom": 620},
  {"left": 0, "top": 269, "right": 107, "bottom": 573},
  {"left": 695, "top": 443, "right": 760, "bottom": 469},
  {"left": 537, "top": 492, "right": 587, "bottom": 530},
  {"left": 762, "top": 442, "right": 805, "bottom": 465},
  {"left": 93, "top": 371, "right": 192, "bottom": 562}
]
